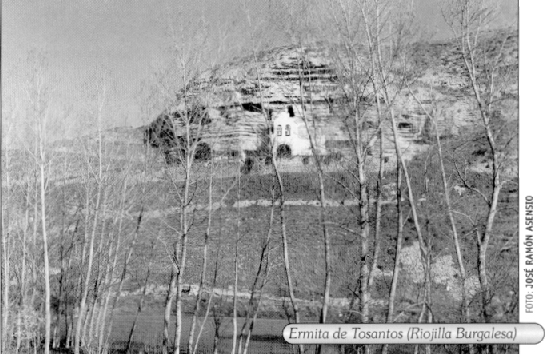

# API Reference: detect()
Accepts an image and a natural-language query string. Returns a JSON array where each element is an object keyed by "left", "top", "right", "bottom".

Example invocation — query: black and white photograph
[{"left": 1, "top": 1, "right": 529, "bottom": 354}]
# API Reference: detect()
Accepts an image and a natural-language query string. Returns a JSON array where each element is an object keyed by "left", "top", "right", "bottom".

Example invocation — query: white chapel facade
[{"left": 272, "top": 106, "right": 326, "bottom": 157}]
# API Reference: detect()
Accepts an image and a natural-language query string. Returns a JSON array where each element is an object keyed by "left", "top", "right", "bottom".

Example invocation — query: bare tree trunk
[
  {"left": 365, "top": 3, "right": 430, "bottom": 332},
  {"left": 249, "top": 38, "right": 303, "bottom": 350},
  {"left": 476, "top": 230, "right": 491, "bottom": 321},
  {"left": 409, "top": 92, "right": 473, "bottom": 348},
  {"left": 126, "top": 243, "right": 155, "bottom": 353},
  {"left": 356, "top": 147, "right": 372, "bottom": 353},
  {"left": 97, "top": 182, "right": 128, "bottom": 353},
  {"left": 272, "top": 160, "right": 302, "bottom": 324},
  {"left": 174, "top": 229, "right": 185, "bottom": 354},
  {"left": 444, "top": 4, "right": 508, "bottom": 342},
  {"left": 85, "top": 284, "right": 98, "bottom": 348},
  {"left": 67, "top": 243, "right": 77, "bottom": 350},
  {"left": 74, "top": 186, "right": 103, "bottom": 354},
  {"left": 365, "top": 41, "right": 386, "bottom": 334},
  {"left": 475, "top": 126, "right": 502, "bottom": 329},
  {"left": 53, "top": 244, "right": 65, "bottom": 350},
  {"left": 75, "top": 172, "right": 106, "bottom": 354},
  {"left": 293, "top": 49, "right": 332, "bottom": 354},
  {"left": 174, "top": 185, "right": 190, "bottom": 354},
  {"left": 17, "top": 211, "right": 27, "bottom": 352},
  {"left": 104, "top": 207, "right": 145, "bottom": 347},
  {"left": 1, "top": 207, "right": 10, "bottom": 352},
  {"left": 85, "top": 290, "right": 99, "bottom": 349},
  {"left": 237, "top": 193, "right": 274, "bottom": 354},
  {"left": 80, "top": 300, "right": 93, "bottom": 349},
  {"left": 249, "top": 41, "right": 303, "bottom": 330},
  {"left": 211, "top": 199, "right": 227, "bottom": 354},
  {"left": 231, "top": 169, "right": 242, "bottom": 354},
  {"left": 163, "top": 265, "right": 176, "bottom": 354},
  {"left": 360, "top": 6, "right": 431, "bottom": 353},
  {"left": 74, "top": 181, "right": 90, "bottom": 352},
  {"left": 366, "top": 131, "right": 385, "bottom": 328},
  {"left": 212, "top": 301, "right": 223, "bottom": 354},
  {"left": 432, "top": 102, "right": 473, "bottom": 354},
  {"left": 96, "top": 241, "right": 115, "bottom": 352},
  {"left": 52, "top": 313, "right": 59, "bottom": 349},
  {"left": 390, "top": 109, "right": 430, "bottom": 308},
  {"left": 355, "top": 121, "right": 371, "bottom": 329},
  {"left": 18, "top": 195, "right": 32, "bottom": 353},
  {"left": 3, "top": 85, "right": 18, "bottom": 354},
  {"left": 189, "top": 164, "right": 237, "bottom": 354},
  {"left": 173, "top": 93, "right": 198, "bottom": 353},
  {"left": 381, "top": 155, "right": 404, "bottom": 354},
  {"left": 53, "top": 164, "right": 69, "bottom": 350},
  {"left": 193, "top": 290, "right": 215, "bottom": 354},
  {"left": 87, "top": 213, "right": 109, "bottom": 347},
  {"left": 65, "top": 316, "right": 73, "bottom": 349},
  {"left": 75, "top": 79, "right": 109, "bottom": 354},
  {"left": 188, "top": 172, "right": 215, "bottom": 354},
  {"left": 30, "top": 141, "right": 40, "bottom": 354},
  {"left": 300, "top": 50, "right": 330, "bottom": 322},
  {"left": 40, "top": 159, "right": 51, "bottom": 354}
]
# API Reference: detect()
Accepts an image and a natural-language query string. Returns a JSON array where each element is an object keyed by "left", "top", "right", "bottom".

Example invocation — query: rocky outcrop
[{"left": 149, "top": 29, "right": 518, "bottom": 166}]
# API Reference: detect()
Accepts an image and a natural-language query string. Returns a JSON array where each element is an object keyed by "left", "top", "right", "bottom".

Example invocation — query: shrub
[
  {"left": 277, "top": 144, "right": 292, "bottom": 158},
  {"left": 241, "top": 157, "right": 255, "bottom": 174},
  {"left": 194, "top": 142, "right": 211, "bottom": 160},
  {"left": 164, "top": 151, "right": 181, "bottom": 164},
  {"left": 322, "top": 152, "right": 342, "bottom": 165}
]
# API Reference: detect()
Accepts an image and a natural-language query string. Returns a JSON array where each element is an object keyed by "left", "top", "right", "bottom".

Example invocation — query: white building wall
[{"left": 273, "top": 111, "right": 325, "bottom": 156}]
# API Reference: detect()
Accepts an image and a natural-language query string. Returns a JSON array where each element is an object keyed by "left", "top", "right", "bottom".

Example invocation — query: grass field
[{"left": 108, "top": 310, "right": 293, "bottom": 354}]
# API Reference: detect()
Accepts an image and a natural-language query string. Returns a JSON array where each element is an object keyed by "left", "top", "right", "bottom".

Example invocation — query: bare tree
[
  {"left": 324, "top": 0, "right": 391, "bottom": 333},
  {"left": 230, "top": 167, "right": 242, "bottom": 354},
  {"left": 409, "top": 89, "right": 474, "bottom": 354},
  {"left": 23, "top": 53, "right": 60, "bottom": 354},
  {"left": 150, "top": 14, "right": 231, "bottom": 354},
  {"left": 73, "top": 80, "right": 110, "bottom": 354},
  {"left": 102, "top": 206, "right": 145, "bottom": 350},
  {"left": 236, "top": 192, "right": 274, "bottom": 354},
  {"left": 188, "top": 157, "right": 237, "bottom": 354},
  {"left": 381, "top": 153, "right": 406, "bottom": 354},
  {"left": 240, "top": 5, "right": 304, "bottom": 353},
  {"left": 125, "top": 242, "right": 156, "bottom": 353},
  {"left": 442, "top": 1, "right": 517, "bottom": 334},
  {"left": 356, "top": 2, "right": 434, "bottom": 354}
]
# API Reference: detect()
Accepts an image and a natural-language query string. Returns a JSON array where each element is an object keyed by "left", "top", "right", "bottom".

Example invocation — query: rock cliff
[{"left": 148, "top": 29, "right": 518, "bottom": 167}]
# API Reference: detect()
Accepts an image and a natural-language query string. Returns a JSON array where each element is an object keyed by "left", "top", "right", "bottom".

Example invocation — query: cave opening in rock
[
  {"left": 241, "top": 102, "right": 262, "bottom": 112},
  {"left": 277, "top": 144, "right": 292, "bottom": 158}
]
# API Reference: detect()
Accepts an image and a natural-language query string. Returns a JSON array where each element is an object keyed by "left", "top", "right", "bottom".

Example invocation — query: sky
[{"left": 2, "top": 0, "right": 518, "bottom": 137}]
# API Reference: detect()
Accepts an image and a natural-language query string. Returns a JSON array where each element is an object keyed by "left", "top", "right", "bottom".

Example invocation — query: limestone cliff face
[{"left": 151, "top": 30, "right": 517, "bottom": 164}]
